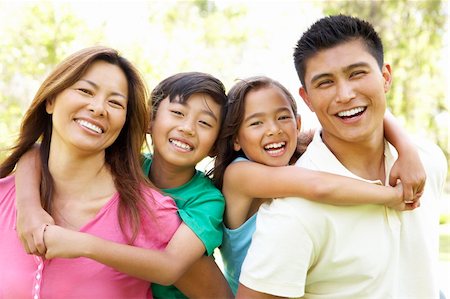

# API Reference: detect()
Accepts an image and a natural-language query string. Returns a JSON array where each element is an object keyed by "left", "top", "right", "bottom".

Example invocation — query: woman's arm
[
  {"left": 15, "top": 146, "right": 54, "bottom": 255},
  {"left": 174, "top": 255, "right": 233, "bottom": 299},
  {"left": 43, "top": 222, "right": 206, "bottom": 285},
  {"left": 383, "top": 110, "right": 426, "bottom": 203}
]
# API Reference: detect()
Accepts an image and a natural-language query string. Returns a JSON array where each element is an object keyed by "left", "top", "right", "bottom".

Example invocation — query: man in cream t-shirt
[{"left": 237, "top": 15, "right": 447, "bottom": 299}]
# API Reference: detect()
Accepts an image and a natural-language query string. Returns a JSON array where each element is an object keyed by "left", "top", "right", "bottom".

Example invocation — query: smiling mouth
[
  {"left": 169, "top": 138, "right": 193, "bottom": 151},
  {"left": 264, "top": 142, "right": 286, "bottom": 155},
  {"left": 76, "top": 119, "right": 103, "bottom": 134},
  {"left": 337, "top": 107, "right": 366, "bottom": 119}
]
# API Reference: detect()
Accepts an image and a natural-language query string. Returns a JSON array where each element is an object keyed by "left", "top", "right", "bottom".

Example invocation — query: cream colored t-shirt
[{"left": 240, "top": 130, "right": 446, "bottom": 298}]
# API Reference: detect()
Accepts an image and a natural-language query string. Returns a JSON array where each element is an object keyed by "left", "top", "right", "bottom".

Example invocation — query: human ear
[
  {"left": 382, "top": 64, "right": 393, "bottom": 93},
  {"left": 233, "top": 137, "right": 241, "bottom": 152},
  {"left": 299, "top": 87, "right": 314, "bottom": 112},
  {"left": 45, "top": 98, "right": 55, "bottom": 114},
  {"left": 296, "top": 114, "right": 302, "bottom": 133}
]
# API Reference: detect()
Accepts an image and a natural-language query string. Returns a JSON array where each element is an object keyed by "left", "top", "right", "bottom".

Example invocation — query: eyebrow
[
  {"left": 80, "top": 79, "right": 127, "bottom": 99},
  {"left": 176, "top": 101, "right": 219, "bottom": 122},
  {"left": 243, "top": 107, "right": 292, "bottom": 123},
  {"left": 309, "top": 62, "right": 370, "bottom": 85}
]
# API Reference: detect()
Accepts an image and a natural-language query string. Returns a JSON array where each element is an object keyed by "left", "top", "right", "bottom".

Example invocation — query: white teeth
[
  {"left": 170, "top": 139, "right": 193, "bottom": 151},
  {"left": 265, "top": 142, "right": 285, "bottom": 150},
  {"left": 337, "top": 107, "right": 365, "bottom": 117},
  {"left": 76, "top": 120, "right": 103, "bottom": 133}
]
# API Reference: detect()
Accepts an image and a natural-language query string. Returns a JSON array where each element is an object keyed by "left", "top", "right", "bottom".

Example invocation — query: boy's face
[
  {"left": 299, "top": 39, "right": 392, "bottom": 147},
  {"left": 150, "top": 93, "right": 221, "bottom": 168}
]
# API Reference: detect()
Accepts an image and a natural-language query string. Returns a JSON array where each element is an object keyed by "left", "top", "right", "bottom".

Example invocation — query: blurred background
[{"left": 0, "top": 0, "right": 448, "bottom": 295}]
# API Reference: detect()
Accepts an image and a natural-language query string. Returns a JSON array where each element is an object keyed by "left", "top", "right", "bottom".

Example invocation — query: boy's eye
[{"left": 170, "top": 110, "right": 184, "bottom": 116}]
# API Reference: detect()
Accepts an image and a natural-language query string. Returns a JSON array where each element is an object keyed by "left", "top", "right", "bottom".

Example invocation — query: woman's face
[{"left": 46, "top": 60, "right": 128, "bottom": 156}]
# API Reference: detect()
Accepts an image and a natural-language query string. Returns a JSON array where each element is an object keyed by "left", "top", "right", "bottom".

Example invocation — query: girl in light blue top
[{"left": 211, "top": 76, "right": 425, "bottom": 294}]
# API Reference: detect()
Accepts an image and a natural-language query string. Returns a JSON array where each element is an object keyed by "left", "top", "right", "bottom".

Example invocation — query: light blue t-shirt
[
  {"left": 219, "top": 156, "right": 257, "bottom": 294},
  {"left": 221, "top": 213, "right": 257, "bottom": 294}
]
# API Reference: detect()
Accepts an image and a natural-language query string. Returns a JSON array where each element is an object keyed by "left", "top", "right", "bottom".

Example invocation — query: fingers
[{"left": 34, "top": 224, "right": 48, "bottom": 256}]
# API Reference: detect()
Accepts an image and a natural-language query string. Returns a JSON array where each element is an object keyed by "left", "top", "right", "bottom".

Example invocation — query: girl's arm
[
  {"left": 43, "top": 222, "right": 206, "bottom": 285},
  {"left": 384, "top": 110, "right": 426, "bottom": 203},
  {"left": 224, "top": 161, "right": 407, "bottom": 210},
  {"left": 15, "top": 146, "right": 54, "bottom": 255},
  {"left": 174, "top": 255, "right": 234, "bottom": 299}
]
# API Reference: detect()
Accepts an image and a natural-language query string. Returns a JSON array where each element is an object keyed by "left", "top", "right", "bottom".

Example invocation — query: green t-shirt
[{"left": 142, "top": 154, "right": 225, "bottom": 299}]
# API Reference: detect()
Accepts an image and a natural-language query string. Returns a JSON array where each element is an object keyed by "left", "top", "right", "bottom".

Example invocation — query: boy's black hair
[
  {"left": 150, "top": 72, "right": 227, "bottom": 122},
  {"left": 293, "top": 14, "right": 384, "bottom": 88}
]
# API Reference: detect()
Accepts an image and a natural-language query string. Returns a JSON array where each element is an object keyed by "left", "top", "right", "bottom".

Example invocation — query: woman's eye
[
  {"left": 78, "top": 88, "right": 93, "bottom": 95},
  {"left": 109, "top": 100, "right": 125, "bottom": 109}
]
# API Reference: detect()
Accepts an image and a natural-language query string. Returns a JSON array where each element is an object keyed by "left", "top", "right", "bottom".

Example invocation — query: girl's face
[
  {"left": 234, "top": 86, "right": 300, "bottom": 166},
  {"left": 46, "top": 60, "right": 128, "bottom": 156}
]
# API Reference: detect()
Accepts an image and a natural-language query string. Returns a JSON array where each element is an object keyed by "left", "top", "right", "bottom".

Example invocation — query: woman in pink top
[{"left": 0, "top": 46, "right": 181, "bottom": 299}]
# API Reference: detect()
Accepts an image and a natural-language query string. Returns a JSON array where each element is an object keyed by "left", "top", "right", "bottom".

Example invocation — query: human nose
[
  {"left": 88, "top": 96, "right": 106, "bottom": 117},
  {"left": 335, "top": 82, "right": 355, "bottom": 103},
  {"left": 266, "top": 121, "right": 282, "bottom": 137},
  {"left": 177, "top": 118, "right": 195, "bottom": 136}
]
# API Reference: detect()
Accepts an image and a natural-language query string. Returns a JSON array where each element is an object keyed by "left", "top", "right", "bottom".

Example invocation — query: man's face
[{"left": 299, "top": 39, "right": 392, "bottom": 148}]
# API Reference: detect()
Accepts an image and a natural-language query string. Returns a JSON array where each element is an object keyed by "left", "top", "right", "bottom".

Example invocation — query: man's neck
[{"left": 321, "top": 131, "right": 386, "bottom": 182}]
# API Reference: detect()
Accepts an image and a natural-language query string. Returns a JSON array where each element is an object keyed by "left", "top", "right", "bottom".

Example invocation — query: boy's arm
[
  {"left": 174, "top": 255, "right": 234, "bottom": 299},
  {"left": 15, "top": 146, "right": 54, "bottom": 255},
  {"left": 43, "top": 222, "right": 205, "bottom": 285},
  {"left": 384, "top": 110, "right": 426, "bottom": 203}
]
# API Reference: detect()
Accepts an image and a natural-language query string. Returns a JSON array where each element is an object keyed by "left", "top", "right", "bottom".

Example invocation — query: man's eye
[{"left": 317, "top": 80, "right": 332, "bottom": 88}]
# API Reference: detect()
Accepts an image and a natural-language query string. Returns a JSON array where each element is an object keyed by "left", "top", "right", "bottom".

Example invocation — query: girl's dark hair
[
  {"left": 210, "top": 76, "right": 297, "bottom": 189},
  {"left": 0, "top": 46, "right": 151, "bottom": 243}
]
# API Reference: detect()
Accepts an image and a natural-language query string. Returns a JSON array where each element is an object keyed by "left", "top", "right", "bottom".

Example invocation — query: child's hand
[
  {"left": 43, "top": 225, "right": 88, "bottom": 259},
  {"left": 385, "top": 181, "right": 420, "bottom": 211},
  {"left": 389, "top": 150, "right": 426, "bottom": 205},
  {"left": 16, "top": 207, "right": 55, "bottom": 256}
]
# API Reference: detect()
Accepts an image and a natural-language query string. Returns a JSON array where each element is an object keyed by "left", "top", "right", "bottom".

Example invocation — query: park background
[{"left": 0, "top": 0, "right": 449, "bottom": 296}]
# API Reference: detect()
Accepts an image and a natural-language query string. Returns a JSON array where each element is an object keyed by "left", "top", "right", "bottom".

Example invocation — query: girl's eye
[
  {"left": 279, "top": 115, "right": 292, "bottom": 120},
  {"left": 249, "top": 121, "right": 262, "bottom": 126},
  {"left": 199, "top": 120, "right": 212, "bottom": 128}
]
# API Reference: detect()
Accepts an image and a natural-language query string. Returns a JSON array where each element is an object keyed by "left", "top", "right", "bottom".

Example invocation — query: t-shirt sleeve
[
  {"left": 177, "top": 186, "right": 225, "bottom": 256},
  {"left": 239, "top": 198, "right": 313, "bottom": 297}
]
